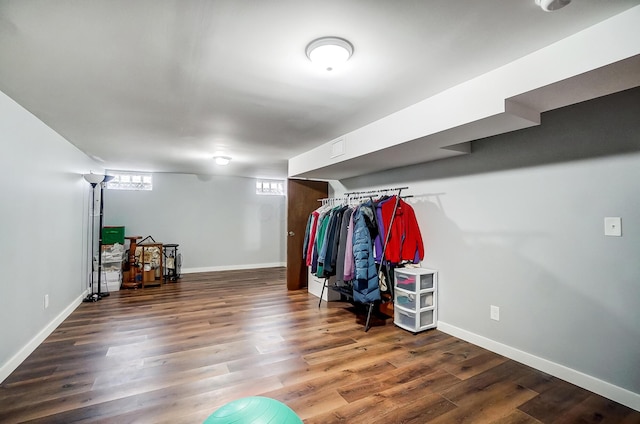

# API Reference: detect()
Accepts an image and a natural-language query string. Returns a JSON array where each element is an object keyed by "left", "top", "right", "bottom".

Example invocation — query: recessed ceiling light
[
  {"left": 305, "top": 37, "right": 354, "bottom": 71},
  {"left": 535, "top": 0, "right": 571, "bottom": 12},
  {"left": 213, "top": 156, "right": 231, "bottom": 166}
]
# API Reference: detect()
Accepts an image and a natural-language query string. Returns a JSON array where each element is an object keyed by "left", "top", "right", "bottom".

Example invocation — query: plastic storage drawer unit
[{"left": 393, "top": 268, "right": 437, "bottom": 333}]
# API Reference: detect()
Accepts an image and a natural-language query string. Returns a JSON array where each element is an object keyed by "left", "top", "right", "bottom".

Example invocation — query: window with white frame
[
  {"left": 256, "top": 179, "right": 285, "bottom": 196},
  {"left": 106, "top": 171, "right": 153, "bottom": 191}
]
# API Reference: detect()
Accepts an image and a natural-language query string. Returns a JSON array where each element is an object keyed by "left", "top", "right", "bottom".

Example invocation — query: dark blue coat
[{"left": 352, "top": 204, "right": 380, "bottom": 303}]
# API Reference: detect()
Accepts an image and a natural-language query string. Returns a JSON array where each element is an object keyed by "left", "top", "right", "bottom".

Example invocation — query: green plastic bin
[{"left": 102, "top": 226, "right": 125, "bottom": 245}]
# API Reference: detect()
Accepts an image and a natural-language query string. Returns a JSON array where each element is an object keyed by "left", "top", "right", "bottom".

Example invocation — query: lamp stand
[
  {"left": 97, "top": 180, "right": 109, "bottom": 298},
  {"left": 82, "top": 173, "right": 114, "bottom": 302},
  {"left": 83, "top": 182, "right": 101, "bottom": 302}
]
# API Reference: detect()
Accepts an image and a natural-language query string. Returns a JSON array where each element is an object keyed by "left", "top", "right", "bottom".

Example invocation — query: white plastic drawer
[
  {"left": 418, "top": 273, "right": 434, "bottom": 290},
  {"left": 395, "top": 272, "right": 417, "bottom": 292},
  {"left": 394, "top": 269, "right": 435, "bottom": 292},
  {"left": 420, "top": 292, "right": 434, "bottom": 308},
  {"left": 420, "top": 310, "right": 434, "bottom": 327},
  {"left": 394, "top": 307, "right": 416, "bottom": 331},
  {"left": 395, "top": 288, "right": 416, "bottom": 310}
]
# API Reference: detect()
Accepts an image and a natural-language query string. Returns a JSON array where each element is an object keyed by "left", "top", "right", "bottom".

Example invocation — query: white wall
[
  {"left": 339, "top": 87, "right": 640, "bottom": 408},
  {"left": 103, "top": 173, "right": 286, "bottom": 272},
  {"left": 0, "top": 90, "right": 97, "bottom": 382}
]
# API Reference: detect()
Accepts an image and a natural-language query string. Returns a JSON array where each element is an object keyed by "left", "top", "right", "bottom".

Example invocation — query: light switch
[
  {"left": 490, "top": 305, "right": 500, "bottom": 321},
  {"left": 604, "top": 217, "right": 622, "bottom": 237}
]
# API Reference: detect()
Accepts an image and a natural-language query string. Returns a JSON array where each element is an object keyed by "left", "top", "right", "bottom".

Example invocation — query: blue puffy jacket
[{"left": 352, "top": 204, "right": 380, "bottom": 303}]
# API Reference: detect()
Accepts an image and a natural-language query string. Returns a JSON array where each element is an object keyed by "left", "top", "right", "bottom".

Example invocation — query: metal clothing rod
[
  {"left": 317, "top": 196, "right": 348, "bottom": 202},
  {"left": 318, "top": 190, "right": 411, "bottom": 204},
  {"left": 317, "top": 197, "right": 350, "bottom": 207},
  {"left": 344, "top": 186, "right": 408, "bottom": 196}
]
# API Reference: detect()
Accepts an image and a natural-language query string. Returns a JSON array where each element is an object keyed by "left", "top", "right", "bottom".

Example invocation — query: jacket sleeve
[
  {"left": 343, "top": 211, "right": 355, "bottom": 281},
  {"left": 302, "top": 214, "right": 313, "bottom": 262},
  {"left": 305, "top": 212, "right": 319, "bottom": 266},
  {"left": 374, "top": 201, "right": 385, "bottom": 262},
  {"left": 402, "top": 201, "right": 424, "bottom": 263},
  {"left": 380, "top": 197, "right": 402, "bottom": 263}
]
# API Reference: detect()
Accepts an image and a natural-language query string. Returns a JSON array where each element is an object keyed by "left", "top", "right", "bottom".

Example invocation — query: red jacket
[{"left": 380, "top": 197, "right": 424, "bottom": 263}]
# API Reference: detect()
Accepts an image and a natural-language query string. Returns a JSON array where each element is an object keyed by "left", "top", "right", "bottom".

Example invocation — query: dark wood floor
[{"left": 1, "top": 268, "right": 638, "bottom": 423}]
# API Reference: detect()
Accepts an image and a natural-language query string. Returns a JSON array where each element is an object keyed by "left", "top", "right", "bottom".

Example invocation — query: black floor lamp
[{"left": 83, "top": 173, "right": 114, "bottom": 302}]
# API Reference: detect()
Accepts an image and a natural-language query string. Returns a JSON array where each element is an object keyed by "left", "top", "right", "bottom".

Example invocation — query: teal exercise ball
[{"left": 203, "top": 396, "right": 303, "bottom": 424}]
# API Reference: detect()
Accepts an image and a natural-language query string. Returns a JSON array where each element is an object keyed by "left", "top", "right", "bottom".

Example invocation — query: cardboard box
[{"left": 143, "top": 269, "right": 156, "bottom": 283}]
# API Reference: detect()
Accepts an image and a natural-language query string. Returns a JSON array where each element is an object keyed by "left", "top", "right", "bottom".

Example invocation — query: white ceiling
[{"left": 1, "top": 0, "right": 639, "bottom": 178}]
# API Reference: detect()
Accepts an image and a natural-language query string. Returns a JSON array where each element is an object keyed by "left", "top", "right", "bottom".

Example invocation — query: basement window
[
  {"left": 106, "top": 171, "right": 153, "bottom": 191},
  {"left": 256, "top": 179, "right": 285, "bottom": 196}
]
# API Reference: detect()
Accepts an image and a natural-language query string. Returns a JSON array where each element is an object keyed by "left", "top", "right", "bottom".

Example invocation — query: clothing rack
[
  {"left": 344, "top": 186, "right": 408, "bottom": 196},
  {"left": 317, "top": 196, "right": 349, "bottom": 206},
  {"left": 318, "top": 186, "right": 410, "bottom": 331}
]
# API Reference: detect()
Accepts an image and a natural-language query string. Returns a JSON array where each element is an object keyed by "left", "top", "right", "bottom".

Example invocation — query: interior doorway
[{"left": 286, "top": 179, "right": 328, "bottom": 290}]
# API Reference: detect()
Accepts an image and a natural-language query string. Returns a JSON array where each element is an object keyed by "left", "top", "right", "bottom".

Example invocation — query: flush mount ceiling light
[
  {"left": 213, "top": 156, "right": 231, "bottom": 166},
  {"left": 305, "top": 37, "right": 353, "bottom": 71},
  {"left": 535, "top": 0, "right": 571, "bottom": 12}
]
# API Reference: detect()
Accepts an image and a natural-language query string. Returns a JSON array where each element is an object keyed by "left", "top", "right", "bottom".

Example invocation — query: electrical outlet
[
  {"left": 604, "top": 217, "right": 622, "bottom": 236},
  {"left": 490, "top": 305, "right": 500, "bottom": 321},
  {"left": 44, "top": 294, "right": 49, "bottom": 309}
]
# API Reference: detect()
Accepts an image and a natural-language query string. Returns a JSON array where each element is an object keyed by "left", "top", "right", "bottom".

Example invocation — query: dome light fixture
[
  {"left": 535, "top": 0, "right": 571, "bottom": 12},
  {"left": 305, "top": 36, "right": 353, "bottom": 71},
  {"left": 213, "top": 156, "right": 231, "bottom": 166},
  {"left": 83, "top": 173, "right": 106, "bottom": 185},
  {"left": 83, "top": 172, "right": 114, "bottom": 186}
]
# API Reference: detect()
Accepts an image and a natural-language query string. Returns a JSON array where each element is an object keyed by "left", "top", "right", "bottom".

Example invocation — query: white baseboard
[
  {"left": 437, "top": 321, "right": 640, "bottom": 412},
  {"left": 181, "top": 262, "right": 286, "bottom": 274},
  {"left": 0, "top": 290, "right": 88, "bottom": 384}
]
